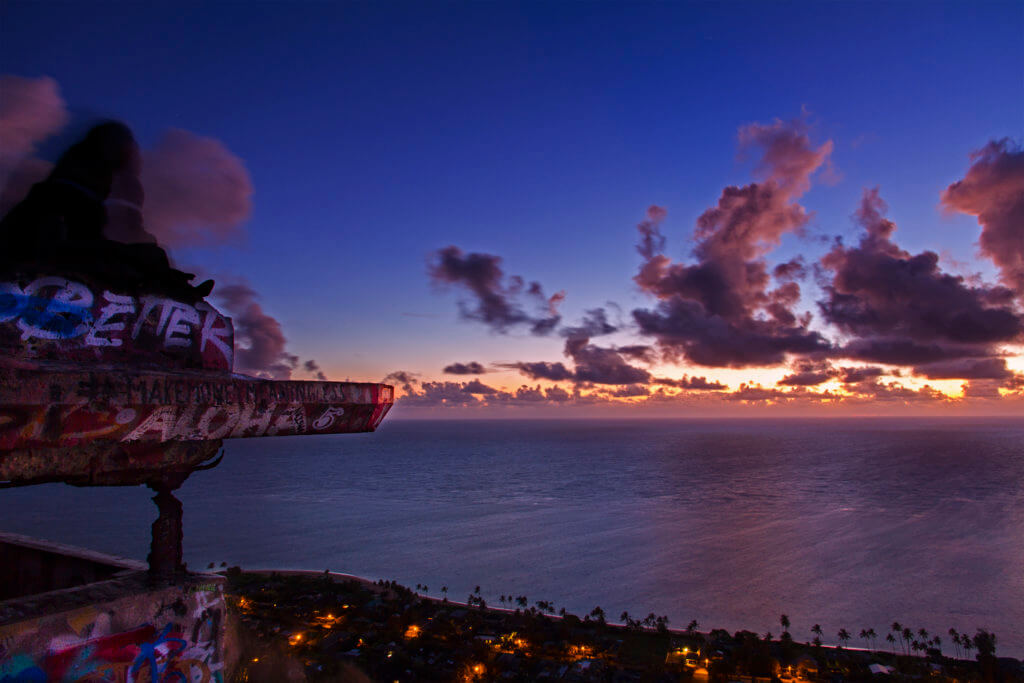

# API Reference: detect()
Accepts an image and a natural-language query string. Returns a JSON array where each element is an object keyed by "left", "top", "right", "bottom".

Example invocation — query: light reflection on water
[{"left": 1, "top": 418, "right": 1021, "bottom": 655}]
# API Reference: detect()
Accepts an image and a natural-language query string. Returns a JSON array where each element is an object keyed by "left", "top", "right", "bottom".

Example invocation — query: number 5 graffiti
[{"left": 312, "top": 407, "right": 345, "bottom": 430}]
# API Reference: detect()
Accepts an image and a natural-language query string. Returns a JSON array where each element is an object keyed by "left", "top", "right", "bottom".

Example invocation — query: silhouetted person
[{"left": 0, "top": 121, "right": 213, "bottom": 301}]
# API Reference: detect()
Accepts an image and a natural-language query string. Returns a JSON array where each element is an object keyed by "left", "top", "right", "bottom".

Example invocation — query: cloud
[
  {"left": 383, "top": 370, "right": 420, "bottom": 394},
  {"left": 304, "top": 359, "right": 328, "bottom": 381},
  {"left": 502, "top": 337, "right": 652, "bottom": 386},
  {"left": 428, "top": 245, "right": 564, "bottom": 334},
  {"left": 632, "top": 118, "right": 834, "bottom": 367},
  {"left": 653, "top": 375, "right": 727, "bottom": 390},
  {"left": 778, "top": 360, "right": 836, "bottom": 386},
  {"left": 502, "top": 361, "right": 575, "bottom": 382},
  {"left": 442, "top": 361, "right": 487, "bottom": 375},
  {"left": 399, "top": 381, "right": 481, "bottom": 407},
  {"left": 565, "top": 337, "right": 652, "bottom": 385},
  {"left": 941, "top": 139, "right": 1024, "bottom": 298},
  {"left": 560, "top": 307, "right": 618, "bottom": 339},
  {"left": 141, "top": 128, "right": 253, "bottom": 248},
  {"left": 214, "top": 282, "right": 325, "bottom": 380},
  {"left": 913, "top": 357, "right": 1011, "bottom": 380},
  {"left": 837, "top": 366, "right": 885, "bottom": 384},
  {"left": 616, "top": 345, "right": 658, "bottom": 364},
  {"left": 820, "top": 188, "right": 1022, "bottom": 369},
  {"left": 461, "top": 379, "right": 499, "bottom": 394},
  {"left": 0, "top": 75, "right": 68, "bottom": 198},
  {"left": 636, "top": 204, "right": 668, "bottom": 259}
]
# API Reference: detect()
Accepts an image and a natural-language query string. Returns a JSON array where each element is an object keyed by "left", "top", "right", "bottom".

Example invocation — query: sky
[{"left": 1, "top": 1, "right": 1022, "bottom": 416}]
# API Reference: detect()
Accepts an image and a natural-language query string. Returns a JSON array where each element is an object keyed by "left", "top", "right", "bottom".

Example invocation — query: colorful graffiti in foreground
[
  {"left": 0, "top": 370, "right": 394, "bottom": 450},
  {"left": 0, "top": 277, "right": 233, "bottom": 371},
  {"left": 0, "top": 584, "right": 225, "bottom": 682}
]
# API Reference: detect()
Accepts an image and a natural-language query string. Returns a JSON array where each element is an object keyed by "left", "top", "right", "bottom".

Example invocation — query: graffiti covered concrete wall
[
  {"left": 0, "top": 577, "right": 228, "bottom": 682},
  {"left": 0, "top": 277, "right": 233, "bottom": 372},
  {"left": 0, "top": 369, "right": 394, "bottom": 452}
]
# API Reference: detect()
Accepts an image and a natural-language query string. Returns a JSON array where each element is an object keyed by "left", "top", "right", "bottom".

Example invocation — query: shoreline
[{"left": 224, "top": 569, "right": 1015, "bottom": 679}]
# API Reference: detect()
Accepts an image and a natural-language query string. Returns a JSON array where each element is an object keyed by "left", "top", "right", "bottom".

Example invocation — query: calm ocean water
[{"left": 2, "top": 418, "right": 1022, "bottom": 656}]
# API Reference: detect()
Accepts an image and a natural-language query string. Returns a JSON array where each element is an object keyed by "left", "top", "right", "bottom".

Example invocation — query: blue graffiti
[
  {"left": 0, "top": 654, "right": 46, "bottom": 682},
  {"left": 0, "top": 291, "right": 93, "bottom": 340},
  {"left": 130, "top": 624, "right": 187, "bottom": 683}
]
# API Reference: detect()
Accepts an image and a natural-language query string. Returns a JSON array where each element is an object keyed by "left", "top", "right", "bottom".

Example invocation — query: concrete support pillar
[{"left": 147, "top": 484, "right": 185, "bottom": 581}]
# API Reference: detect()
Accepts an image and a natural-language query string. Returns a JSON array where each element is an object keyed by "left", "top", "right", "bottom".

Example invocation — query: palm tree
[
  {"left": 780, "top": 614, "right": 791, "bottom": 636},
  {"left": 931, "top": 635, "right": 942, "bottom": 655},
  {"left": 441, "top": 586, "right": 448, "bottom": 601},
  {"left": 860, "top": 629, "right": 870, "bottom": 650},
  {"left": 949, "top": 629, "right": 961, "bottom": 659},
  {"left": 902, "top": 627, "right": 913, "bottom": 656},
  {"left": 963, "top": 636, "right": 974, "bottom": 659},
  {"left": 886, "top": 632, "right": 896, "bottom": 654},
  {"left": 891, "top": 622, "right": 903, "bottom": 654},
  {"left": 812, "top": 624, "right": 823, "bottom": 640},
  {"left": 687, "top": 619, "right": 699, "bottom": 633},
  {"left": 918, "top": 628, "right": 929, "bottom": 642},
  {"left": 838, "top": 629, "right": 851, "bottom": 649}
]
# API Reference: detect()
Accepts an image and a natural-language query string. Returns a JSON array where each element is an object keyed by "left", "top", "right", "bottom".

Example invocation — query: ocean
[{"left": 2, "top": 418, "right": 1021, "bottom": 657}]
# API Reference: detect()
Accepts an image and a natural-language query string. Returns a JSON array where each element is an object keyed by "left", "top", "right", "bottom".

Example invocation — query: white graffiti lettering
[
  {"left": 85, "top": 291, "right": 135, "bottom": 347},
  {"left": 1, "top": 277, "right": 233, "bottom": 368}
]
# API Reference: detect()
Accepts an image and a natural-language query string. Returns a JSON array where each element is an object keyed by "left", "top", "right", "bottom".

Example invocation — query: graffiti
[
  {"left": 0, "top": 369, "right": 393, "bottom": 449},
  {"left": 0, "top": 585, "right": 225, "bottom": 683},
  {"left": 71, "top": 373, "right": 378, "bottom": 406},
  {"left": 0, "top": 277, "right": 233, "bottom": 371},
  {"left": 0, "top": 400, "right": 384, "bottom": 449},
  {"left": 312, "top": 406, "right": 345, "bottom": 430}
]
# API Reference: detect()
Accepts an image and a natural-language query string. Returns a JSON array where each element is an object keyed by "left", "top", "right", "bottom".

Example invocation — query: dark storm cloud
[
  {"left": 942, "top": 139, "right": 1024, "bottom": 298},
  {"left": 837, "top": 366, "right": 885, "bottom": 384},
  {"left": 616, "top": 345, "right": 658, "bottom": 364},
  {"left": 502, "top": 338, "right": 653, "bottom": 386},
  {"left": 633, "top": 297, "right": 829, "bottom": 367},
  {"left": 778, "top": 360, "right": 837, "bottom": 386},
  {"left": 566, "top": 338, "right": 653, "bottom": 385},
  {"left": 443, "top": 361, "right": 487, "bottom": 375},
  {"left": 501, "top": 361, "right": 576, "bottom": 382},
  {"left": 912, "top": 357, "right": 1012, "bottom": 380},
  {"left": 632, "top": 118, "right": 835, "bottom": 367},
  {"left": 820, "top": 188, "right": 1022, "bottom": 367},
  {"left": 428, "top": 245, "right": 564, "bottom": 335}
]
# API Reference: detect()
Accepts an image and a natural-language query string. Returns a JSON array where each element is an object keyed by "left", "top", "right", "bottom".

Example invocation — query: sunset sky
[{"left": 1, "top": 1, "right": 1022, "bottom": 416}]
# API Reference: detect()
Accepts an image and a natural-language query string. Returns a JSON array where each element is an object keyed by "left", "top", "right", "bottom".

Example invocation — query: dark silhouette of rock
[{"left": 0, "top": 121, "right": 213, "bottom": 301}]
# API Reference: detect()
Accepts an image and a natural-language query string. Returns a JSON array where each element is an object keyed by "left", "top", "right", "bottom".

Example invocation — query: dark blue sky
[{"left": 2, "top": 1, "right": 1021, "bottom": 404}]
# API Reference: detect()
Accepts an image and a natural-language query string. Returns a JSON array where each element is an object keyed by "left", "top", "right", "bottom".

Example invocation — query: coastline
[{"left": 225, "top": 568, "right": 1017, "bottom": 682}]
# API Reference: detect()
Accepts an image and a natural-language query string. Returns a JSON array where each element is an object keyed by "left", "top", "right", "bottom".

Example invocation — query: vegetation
[{"left": 225, "top": 569, "right": 1019, "bottom": 682}]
